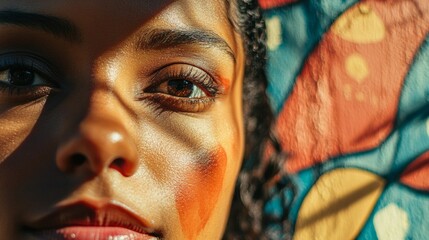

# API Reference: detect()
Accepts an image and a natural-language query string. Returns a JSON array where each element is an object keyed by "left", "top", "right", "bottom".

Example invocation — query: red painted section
[
  {"left": 175, "top": 147, "right": 227, "bottom": 239},
  {"left": 401, "top": 151, "right": 429, "bottom": 192},
  {"left": 276, "top": 1, "right": 429, "bottom": 173},
  {"left": 258, "top": 0, "right": 299, "bottom": 9}
]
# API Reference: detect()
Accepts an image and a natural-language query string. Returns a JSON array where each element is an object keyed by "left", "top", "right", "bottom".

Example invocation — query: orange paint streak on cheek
[{"left": 175, "top": 147, "right": 227, "bottom": 240}]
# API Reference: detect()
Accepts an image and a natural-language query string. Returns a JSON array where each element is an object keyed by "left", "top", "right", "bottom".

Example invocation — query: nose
[{"left": 56, "top": 112, "right": 138, "bottom": 177}]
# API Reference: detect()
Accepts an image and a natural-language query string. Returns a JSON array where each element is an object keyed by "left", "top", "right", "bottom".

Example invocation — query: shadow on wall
[{"left": 261, "top": 0, "right": 429, "bottom": 239}]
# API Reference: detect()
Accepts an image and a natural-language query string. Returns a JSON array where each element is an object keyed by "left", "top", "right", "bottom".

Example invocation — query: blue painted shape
[
  {"left": 396, "top": 35, "right": 429, "bottom": 124},
  {"left": 392, "top": 115, "right": 429, "bottom": 178},
  {"left": 263, "top": 168, "right": 317, "bottom": 234},
  {"left": 263, "top": 168, "right": 318, "bottom": 237},
  {"left": 263, "top": 0, "right": 358, "bottom": 113},
  {"left": 391, "top": 35, "right": 429, "bottom": 176},
  {"left": 287, "top": 168, "right": 318, "bottom": 224},
  {"left": 320, "top": 113, "right": 429, "bottom": 179},
  {"left": 357, "top": 183, "right": 429, "bottom": 240},
  {"left": 321, "top": 131, "right": 399, "bottom": 177},
  {"left": 265, "top": 192, "right": 284, "bottom": 219}
]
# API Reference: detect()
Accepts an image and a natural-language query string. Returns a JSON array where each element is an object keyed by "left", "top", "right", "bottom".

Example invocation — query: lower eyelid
[
  {"left": 137, "top": 93, "right": 215, "bottom": 113},
  {"left": 0, "top": 83, "right": 54, "bottom": 101}
]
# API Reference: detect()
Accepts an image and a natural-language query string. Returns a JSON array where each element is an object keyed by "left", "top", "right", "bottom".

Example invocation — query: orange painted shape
[
  {"left": 277, "top": 0, "right": 429, "bottom": 173},
  {"left": 175, "top": 147, "right": 227, "bottom": 240},
  {"left": 400, "top": 151, "right": 429, "bottom": 192}
]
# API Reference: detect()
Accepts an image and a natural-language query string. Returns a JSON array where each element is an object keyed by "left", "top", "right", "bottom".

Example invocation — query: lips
[{"left": 24, "top": 202, "right": 161, "bottom": 240}]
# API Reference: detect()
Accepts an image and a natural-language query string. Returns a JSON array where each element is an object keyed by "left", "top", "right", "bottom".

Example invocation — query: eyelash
[
  {"left": 0, "top": 54, "right": 221, "bottom": 113},
  {"left": 139, "top": 65, "right": 221, "bottom": 113},
  {"left": 0, "top": 53, "right": 58, "bottom": 97}
]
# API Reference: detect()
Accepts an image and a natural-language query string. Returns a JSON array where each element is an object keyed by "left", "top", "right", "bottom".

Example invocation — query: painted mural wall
[{"left": 259, "top": 0, "right": 429, "bottom": 239}]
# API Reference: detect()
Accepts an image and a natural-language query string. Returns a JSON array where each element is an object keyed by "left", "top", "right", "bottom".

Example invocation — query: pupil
[
  {"left": 9, "top": 68, "right": 35, "bottom": 86},
  {"left": 167, "top": 80, "right": 194, "bottom": 97}
]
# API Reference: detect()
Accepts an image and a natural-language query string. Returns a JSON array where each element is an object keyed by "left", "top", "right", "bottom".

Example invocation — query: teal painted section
[
  {"left": 358, "top": 183, "right": 429, "bottom": 240},
  {"left": 263, "top": 0, "right": 358, "bottom": 113},
  {"left": 262, "top": 1, "right": 429, "bottom": 238}
]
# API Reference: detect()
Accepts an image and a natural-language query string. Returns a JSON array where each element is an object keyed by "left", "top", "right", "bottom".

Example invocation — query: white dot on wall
[
  {"left": 266, "top": 16, "right": 282, "bottom": 51},
  {"left": 374, "top": 204, "right": 409, "bottom": 240}
]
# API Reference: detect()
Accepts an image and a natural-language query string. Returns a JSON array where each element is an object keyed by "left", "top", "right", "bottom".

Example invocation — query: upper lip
[{"left": 24, "top": 201, "right": 161, "bottom": 237}]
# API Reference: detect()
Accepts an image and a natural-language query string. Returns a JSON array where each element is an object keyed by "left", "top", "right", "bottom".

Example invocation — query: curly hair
[{"left": 223, "top": 0, "right": 292, "bottom": 239}]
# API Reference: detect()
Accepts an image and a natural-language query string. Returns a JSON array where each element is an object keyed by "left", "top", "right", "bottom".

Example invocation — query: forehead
[
  {"left": 0, "top": 0, "right": 239, "bottom": 57},
  {"left": 0, "top": 0, "right": 232, "bottom": 26}
]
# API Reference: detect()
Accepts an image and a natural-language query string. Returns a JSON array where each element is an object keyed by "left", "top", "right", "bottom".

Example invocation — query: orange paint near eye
[
  {"left": 218, "top": 77, "right": 231, "bottom": 94},
  {"left": 175, "top": 147, "right": 227, "bottom": 240}
]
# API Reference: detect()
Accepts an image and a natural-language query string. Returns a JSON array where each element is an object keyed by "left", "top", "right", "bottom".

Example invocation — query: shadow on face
[{"left": 0, "top": 0, "right": 246, "bottom": 239}]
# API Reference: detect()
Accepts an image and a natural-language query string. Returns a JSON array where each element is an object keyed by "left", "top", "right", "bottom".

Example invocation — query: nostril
[
  {"left": 110, "top": 158, "right": 136, "bottom": 176},
  {"left": 70, "top": 153, "right": 86, "bottom": 167},
  {"left": 111, "top": 158, "right": 125, "bottom": 169}
]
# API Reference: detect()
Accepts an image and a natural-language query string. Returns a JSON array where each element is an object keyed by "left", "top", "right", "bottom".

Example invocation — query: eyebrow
[
  {"left": 0, "top": 10, "right": 81, "bottom": 42},
  {"left": 136, "top": 29, "right": 236, "bottom": 63}
]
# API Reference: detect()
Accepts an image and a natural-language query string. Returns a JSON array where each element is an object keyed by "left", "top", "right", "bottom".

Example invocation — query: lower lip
[{"left": 32, "top": 227, "right": 156, "bottom": 240}]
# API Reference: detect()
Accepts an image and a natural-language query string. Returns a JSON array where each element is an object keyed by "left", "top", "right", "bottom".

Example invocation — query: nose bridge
[
  {"left": 56, "top": 90, "right": 138, "bottom": 177},
  {"left": 79, "top": 108, "right": 129, "bottom": 162}
]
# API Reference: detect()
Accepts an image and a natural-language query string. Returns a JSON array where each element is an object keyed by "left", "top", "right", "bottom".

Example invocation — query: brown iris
[
  {"left": 9, "top": 68, "right": 35, "bottom": 86},
  {"left": 167, "top": 79, "right": 194, "bottom": 97}
]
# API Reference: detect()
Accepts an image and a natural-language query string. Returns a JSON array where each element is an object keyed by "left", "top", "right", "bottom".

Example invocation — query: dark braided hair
[{"left": 223, "top": 0, "right": 292, "bottom": 239}]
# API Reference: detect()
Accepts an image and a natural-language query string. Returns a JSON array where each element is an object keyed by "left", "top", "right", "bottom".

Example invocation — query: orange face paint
[{"left": 175, "top": 147, "right": 227, "bottom": 239}]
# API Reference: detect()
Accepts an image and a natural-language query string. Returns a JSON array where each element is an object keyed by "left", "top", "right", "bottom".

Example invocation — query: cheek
[
  {"left": 175, "top": 146, "right": 227, "bottom": 239},
  {"left": 0, "top": 100, "right": 46, "bottom": 163}
]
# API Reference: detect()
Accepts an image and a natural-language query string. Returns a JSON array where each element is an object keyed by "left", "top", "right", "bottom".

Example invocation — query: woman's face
[{"left": 0, "top": 0, "right": 245, "bottom": 239}]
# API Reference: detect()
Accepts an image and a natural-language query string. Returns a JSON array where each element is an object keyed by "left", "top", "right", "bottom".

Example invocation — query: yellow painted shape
[
  {"left": 345, "top": 54, "right": 369, "bottom": 83},
  {"left": 294, "top": 168, "right": 385, "bottom": 240},
  {"left": 332, "top": 3, "right": 385, "bottom": 43}
]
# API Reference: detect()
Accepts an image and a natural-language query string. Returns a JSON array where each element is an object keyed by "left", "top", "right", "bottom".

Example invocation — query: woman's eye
[
  {"left": 157, "top": 79, "right": 207, "bottom": 98},
  {"left": 0, "top": 53, "right": 58, "bottom": 98},
  {"left": 140, "top": 65, "right": 220, "bottom": 113},
  {"left": 0, "top": 66, "right": 53, "bottom": 94},
  {"left": 1, "top": 67, "right": 39, "bottom": 87}
]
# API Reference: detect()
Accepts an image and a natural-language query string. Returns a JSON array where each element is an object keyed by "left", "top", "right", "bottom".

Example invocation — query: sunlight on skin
[
  {"left": 0, "top": 0, "right": 246, "bottom": 239},
  {"left": 0, "top": 98, "right": 47, "bottom": 162}
]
